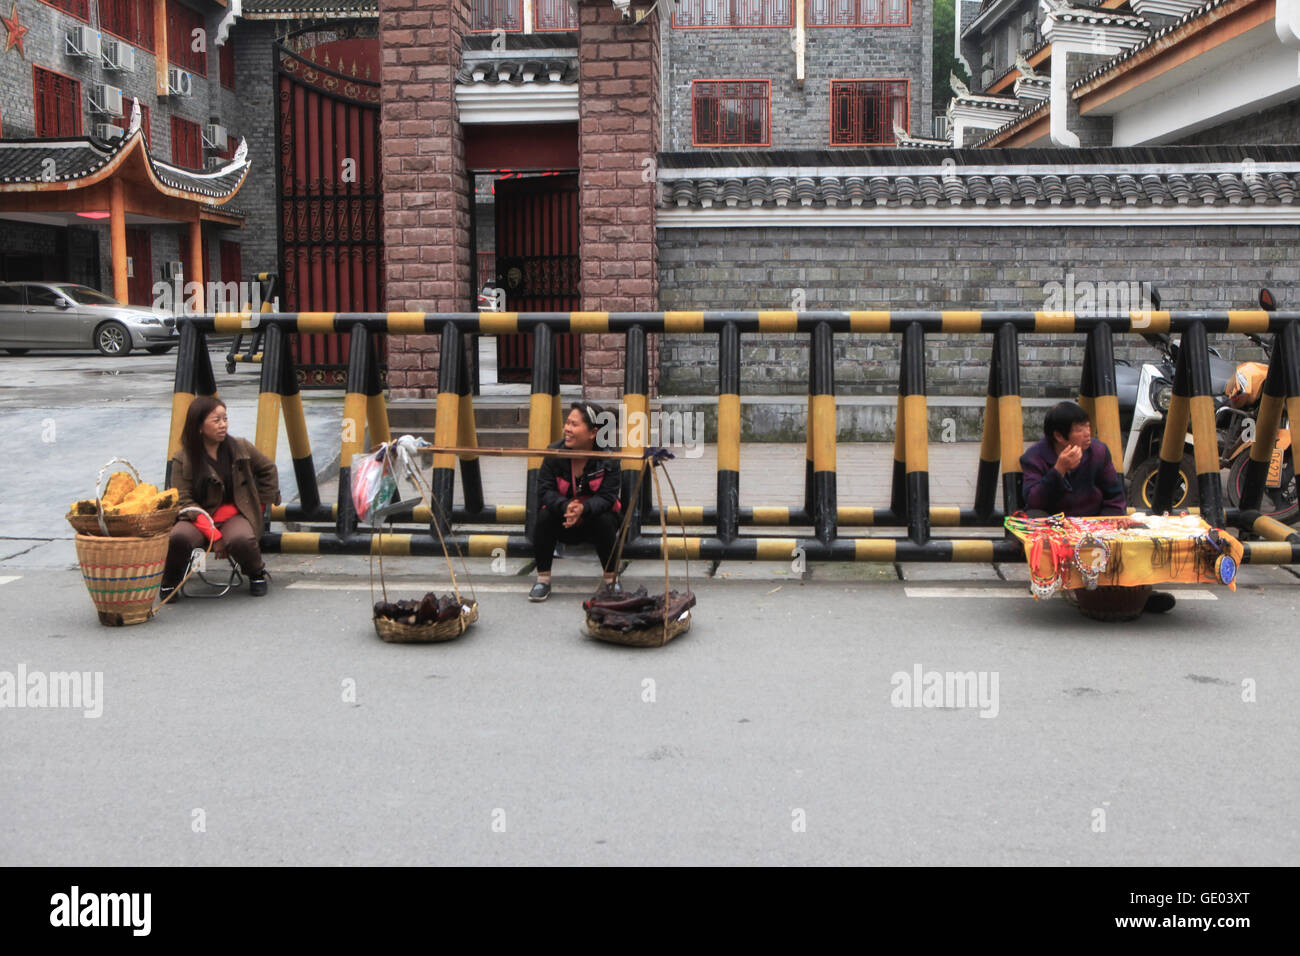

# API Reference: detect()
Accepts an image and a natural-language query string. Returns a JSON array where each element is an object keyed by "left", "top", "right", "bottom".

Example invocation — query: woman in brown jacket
[{"left": 161, "top": 396, "right": 281, "bottom": 599}]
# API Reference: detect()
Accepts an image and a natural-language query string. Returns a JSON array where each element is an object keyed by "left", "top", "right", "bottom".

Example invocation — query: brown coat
[{"left": 169, "top": 436, "right": 281, "bottom": 538}]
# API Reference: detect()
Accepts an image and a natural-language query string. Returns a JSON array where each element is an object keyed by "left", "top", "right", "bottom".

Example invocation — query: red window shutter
[
  {"left": 830, "top": 79, "right": 909, "bottom": 145},
  {"left": 171, "top": 116, "right": 202, "bottom": 169},
  {"left": 167, "top": 1, "right": 207, "bottom": 75},
  {"left": 41, "top": 0, "right": 90, "bottom": 22},
  {"left": 126, "top": 229, "right": 153, "bottom": 305},
  {"left": 692, "top": 80, "right": 770, "bottom": 147},
  {"left": 219, "top": 39, "right": 235, "bottom": 89},
  {"left": 34, "top": 67, "right": 82, "bottom": 138}
]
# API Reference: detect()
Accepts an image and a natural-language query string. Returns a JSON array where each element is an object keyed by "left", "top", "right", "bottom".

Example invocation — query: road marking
[
  {"left": 286, "top": 580, "right": 595, "bottom": 595},
  {"left": 0, "top": 575, "right": 21, "bottom": 586},
  {"left": 904, "top": 586, "right": 1218, "bottom": 601}
]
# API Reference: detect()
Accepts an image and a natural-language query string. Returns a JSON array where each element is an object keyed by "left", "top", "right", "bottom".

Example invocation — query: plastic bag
[{"left": 351, "top": 447, "right": 393, "bottom": 523}]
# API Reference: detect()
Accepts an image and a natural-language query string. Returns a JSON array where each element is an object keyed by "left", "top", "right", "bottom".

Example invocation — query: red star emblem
[{"left": 2, "top": 3, "right": 27, "bottom": 57}]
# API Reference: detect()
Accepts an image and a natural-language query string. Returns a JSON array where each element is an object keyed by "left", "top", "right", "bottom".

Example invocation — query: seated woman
[
  {"left": 1021, "top": 400, "right": 1173, "bottom": 613},
  {"left": 530, "top": 401, "right": 623, "bottom": 602},
  {"left": 160, "top": 396, "right": 281, "bottom": 599}
]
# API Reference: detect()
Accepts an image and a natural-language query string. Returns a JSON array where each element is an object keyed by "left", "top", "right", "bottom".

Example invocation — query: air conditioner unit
[
  {"left": 168, "top": 67, "right": 193, "bottom": 97},
  {"left": 163, "top": 261, "right": 184, "bottom": 280},
  {"left": 205, "top": 155, "right": 226, "bottom": 171},
  {"left": 92, "top": 84, "right": 124, "bottom": 115},
  {"left": 66, "top": 26, "right": 100, "bottom": 59},
  {"left": 981, "top": 50, "right": 993, "bottom": 68},
  {"left": 101, "top": 38, "right": 135, "bottom": 73},
  {"left": 1022, "top": 11, "right": 1035, "bottom": 28},
  {"left": 202, "top": 123, "right": 229, "bottom": 151},
  {"left": 93, "top": 122, "right": 125, "bottom": 141}
]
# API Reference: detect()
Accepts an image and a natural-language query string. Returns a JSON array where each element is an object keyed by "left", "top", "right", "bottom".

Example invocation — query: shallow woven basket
[
  {"left": 1072, "top": 585, "right": 1152, "bottom": 622},
  {"left": 66, "top": 505, "right": 181, "bottom": 538},
  {"left": 586, "top": 610, "right": 691, "bottom": 648},
  {"left": 74, "top": 531, "right": 170, "bottom": 626},
  {"left": 374, "top": 600, "right": 479, "bottom": 644}
]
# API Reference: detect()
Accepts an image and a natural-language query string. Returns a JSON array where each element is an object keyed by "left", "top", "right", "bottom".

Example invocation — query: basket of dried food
[
  {"left": 583, "top": 450, "right": 696, "bottom": 647},
  {"left": 66, "top": 458, "right": 180, "bottom": 537}
]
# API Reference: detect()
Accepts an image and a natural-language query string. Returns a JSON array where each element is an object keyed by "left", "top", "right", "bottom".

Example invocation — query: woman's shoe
[
  {"left": 528, "top": 581, "right": 551, "bottom": 602},
  {"left": 158, "top": 585, "right": 181, "bottom": 603},
  {"left": 1143, "top": 590, "right": 1176, "bottom": 613},
  {"left": 248, "top": 570, "right": 269, "bottom": 597}
]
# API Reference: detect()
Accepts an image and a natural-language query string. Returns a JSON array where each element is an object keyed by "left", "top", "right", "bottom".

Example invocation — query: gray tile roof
[
  {"left": 456, "top": 55, "right": 580, "bottom": 86},
  {"left": 1072, "top": 0, "right": 1230, "bottom": 90},
  {"left": 656, "top": 147, "right": 1300, "bottom": 210},
  {"left": 240, "top": 0, "right": 377, "bottom": 18},
  {"left": 0, "top": 132, "right": 249, "bottom": 201}
]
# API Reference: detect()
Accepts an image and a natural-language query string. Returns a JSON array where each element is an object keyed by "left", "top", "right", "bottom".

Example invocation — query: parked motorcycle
[
  {"left": 1221, "top": 288, "right": 1298, "bottom": 522},
  {"left": 1120, "top": 289, "right": 1237, "bottom": 510}
]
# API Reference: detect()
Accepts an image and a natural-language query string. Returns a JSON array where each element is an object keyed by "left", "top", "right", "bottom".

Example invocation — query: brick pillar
[
  {"left": 379, "top": 0, "right": 473, "bottom": 398},
  {"left": 578, "top": 1, "right": 661, "bottom": 401}
]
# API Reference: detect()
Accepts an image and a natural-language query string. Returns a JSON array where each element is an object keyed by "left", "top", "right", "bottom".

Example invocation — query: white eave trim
[
  {"left": 656, "top": 162, "right": 1300, "bottom": 179},
  {"left": 455, "top": 84, "right": 579, "bottom": 124},
  {"left": 655, "top": 205, "right": 1300, "bottom": 227}
]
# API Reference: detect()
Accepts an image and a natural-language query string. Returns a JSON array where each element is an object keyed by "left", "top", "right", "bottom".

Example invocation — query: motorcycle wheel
[
  {"left": 1227, "top": 449, "right": 1298, "bottom": 524},
  {"left": 1127, "top": 453, "right": 1199, "bottom": 512}
]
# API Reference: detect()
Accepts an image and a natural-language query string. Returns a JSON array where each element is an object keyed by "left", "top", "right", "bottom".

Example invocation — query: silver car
[{"left": 0, "top": 282, "right": 178, "bottom": 357}]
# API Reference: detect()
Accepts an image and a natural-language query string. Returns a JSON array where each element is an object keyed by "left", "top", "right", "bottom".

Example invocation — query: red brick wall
[
  {"left": 578, "top": 2, "right": 661, "bottom": 400},
  {"left": 379, "top": 0, "right": 473, "bottom": 398}
]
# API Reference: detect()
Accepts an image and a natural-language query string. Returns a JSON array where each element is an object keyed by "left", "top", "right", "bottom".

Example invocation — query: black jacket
[{"left": 537, "top": 440, "right": 622, "bottom": 518}]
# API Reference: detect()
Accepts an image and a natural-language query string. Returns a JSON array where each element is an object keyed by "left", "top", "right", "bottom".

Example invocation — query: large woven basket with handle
[{"left": 65, "top": 457, "right": 180, "bottom": 537}]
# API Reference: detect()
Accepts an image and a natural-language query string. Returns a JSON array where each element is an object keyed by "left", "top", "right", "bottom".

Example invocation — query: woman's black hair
[
  {"left": 568, "top": 400, "right": 613, "bottom": 451},
  {"left": 182, "top": 395, "right": 230, "bottom": 482},
  {"left": 1044, "top": 401, "right": 1091, "bottom": 444}
]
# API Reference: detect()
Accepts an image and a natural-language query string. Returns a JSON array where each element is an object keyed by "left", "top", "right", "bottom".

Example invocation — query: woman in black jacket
[{"left": 530, "top": 401, "right": 623, "bottom": 602}]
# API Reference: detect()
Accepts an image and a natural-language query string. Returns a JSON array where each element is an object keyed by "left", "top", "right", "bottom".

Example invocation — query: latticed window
[
  {"left": 536, "top": 0, "right": 578, "bottom": 30},
  {"left": 471, "top": 0, "right": 522, "bottom": 31},
  {"left": 809, "top": 0, "right": 909, "bottom": 26},
  {"left": 692, "top": 80, "right": 770, "bottom": 147},
  {"left": 34, "top": 67, "right": 82, "bottom": 138},
  {"left": 830, "top": 79, "right": 908, "bottom": 145},
  {"left": 102, "top": 0, "right": 155, "bottom": 50},
  {"left": 41, "top": 0, "right": 90, "bottom": 21},
  {"left": 674, "top": 0, "right": 793, "bottom": 27},
  {"left": 171, "top": 116, "right": 203, "bottom": 169},
  {"left": 167, "top": 1, "right": 207, "bottom": 75}
]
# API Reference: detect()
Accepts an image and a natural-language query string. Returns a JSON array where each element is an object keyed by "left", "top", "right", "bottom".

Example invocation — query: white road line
[
  {"left": 904, "top": 586, "right": 1219, "bottom": 601},
  {"left": 286, "top": 581, "right": 595, "bottom": 595},
  {"left": 0, "top": 575, "right": 21, "bottom": 586}
]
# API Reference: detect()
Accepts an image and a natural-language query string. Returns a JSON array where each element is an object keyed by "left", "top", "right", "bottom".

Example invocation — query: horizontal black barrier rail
[{"left": 165, "top": 310, "right": 1300, "bottom": 566}]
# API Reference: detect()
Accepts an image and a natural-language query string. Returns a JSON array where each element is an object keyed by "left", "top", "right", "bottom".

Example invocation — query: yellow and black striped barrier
[{"left": 167, "top": 309, "right": 1300, "bottom": 565}]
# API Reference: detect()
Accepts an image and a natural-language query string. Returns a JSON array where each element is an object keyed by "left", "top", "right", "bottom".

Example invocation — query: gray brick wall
[
  {"left": 1175, "top": 99, "right": 1300, "bottom": 146},
  {"left": 664, "top": 6, "right": 932, "bottom": 150},
  {"left": 1, "top": 9, "right": 278, "bottom": 303},
  {"left": 658, "top": 224, "right": 1299, "bottom": 396}
]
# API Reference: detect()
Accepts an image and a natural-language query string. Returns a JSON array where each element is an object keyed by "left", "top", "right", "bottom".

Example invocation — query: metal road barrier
[{"left": 165, "top": 310, "right": 1300, "bottom": 566}]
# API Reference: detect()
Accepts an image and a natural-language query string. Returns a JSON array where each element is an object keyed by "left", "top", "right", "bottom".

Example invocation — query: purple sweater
[{"left": 1020, "top": 438, "right": 1126, "bottom": 516}]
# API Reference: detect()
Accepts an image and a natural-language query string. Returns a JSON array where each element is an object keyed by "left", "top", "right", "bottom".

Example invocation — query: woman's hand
[{"left": 563, "top": 499, "right": 584, "bottom": 528}]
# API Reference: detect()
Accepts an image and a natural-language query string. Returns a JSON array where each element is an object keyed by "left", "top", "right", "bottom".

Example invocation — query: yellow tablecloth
[{"left": 1006, "top": 514, "right": 1243, "bottom": 591}]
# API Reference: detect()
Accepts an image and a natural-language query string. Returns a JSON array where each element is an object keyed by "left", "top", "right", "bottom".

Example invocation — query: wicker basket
[
  {"left": 66, "top": 506, "right": 181, "bottom": 538},
  {"left": 1071, "top": 585, "right": 1152, "bottom": 622},
  {"left": 374, "top": 600, "right": 478, "bottom": 643},
  {"left": 586, "top": 609, "right": 691, "bottom": 648},
  {"left": 74, "top": 531, "right": 170, "bottom": 626},
  {"left": 67, "top": 457, "right": 180, "bottom": 538}
]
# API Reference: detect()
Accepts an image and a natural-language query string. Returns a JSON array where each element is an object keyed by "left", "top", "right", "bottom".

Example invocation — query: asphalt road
[{"left": 2, "top": 353, "right": 1298, "bottom": 866}]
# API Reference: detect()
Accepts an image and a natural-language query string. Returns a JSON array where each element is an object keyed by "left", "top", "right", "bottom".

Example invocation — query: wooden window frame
[
  {"left": 691, "top": 79, "right": 771, "bottom": 148},
  {"left": 807, "top": 0, "right": 911, "bottom": 27},
  {"left": 672, "top": 0, "right": 794, "bottom": 28},
  {"left": 33, "top": 66, "right": 83, "bottom": 138},
  {"left": 167, "top": 0, "right": 208, "bottom": 76},
  {"left": 829, "top": 77, "right": 910, "bottom": 146},
  {"left": 100, "top": 0, "right": 156, "bottom": 52},
  {"left": 39, "top": 0, "right": 91, "bottom": 23},
  {"left": 171, "top": 115, "right": 203, "bottom": 169}
]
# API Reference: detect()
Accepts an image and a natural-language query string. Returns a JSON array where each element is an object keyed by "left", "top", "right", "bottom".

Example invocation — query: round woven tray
[
  {"left": 586, "top": 610, "right": 691, "bottom": 648},
  {"left": 374, "top": 600, "right": 479, "bottom": 643},
  {"left": 66, "top": 505, "right": 181, "bottom": 538},
  {"left": 74, "top": 531, "right": 170, "bottom": 626},
  {"left": 1071, "top": 585, "right": 1152, "bottom": 622}
]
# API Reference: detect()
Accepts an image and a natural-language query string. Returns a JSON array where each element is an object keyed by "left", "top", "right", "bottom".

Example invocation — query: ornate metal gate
[
  {"left": 275, "top": 24, "right": 384, "bottom": 387},
  {"left": 493, "top": 173, "right": 581, "bottom": 383}
]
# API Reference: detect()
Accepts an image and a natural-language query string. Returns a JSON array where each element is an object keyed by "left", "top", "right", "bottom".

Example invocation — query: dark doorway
[{"left": 493, "top": 172, "right": 581, "bottom": 383}]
